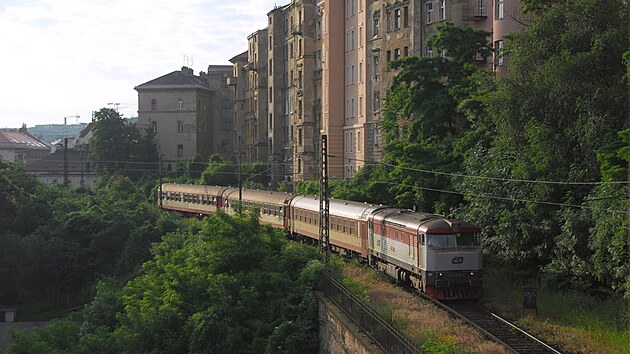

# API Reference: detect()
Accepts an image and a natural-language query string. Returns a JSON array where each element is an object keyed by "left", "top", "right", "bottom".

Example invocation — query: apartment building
[
  {"left": 230, "top": 0, "right": 521, "bottom": 183},
  {"left": 135, "top": 66, "right": 233, "bottom": 162},
  {"left": 492, "top": 0, "right": 524, "bottom": 69},
  {"left": 228, "top": 51, "right": 248, "bottom": 160},
  {"left": 266, "top": 0, "right": 320, "bottom": 184}
]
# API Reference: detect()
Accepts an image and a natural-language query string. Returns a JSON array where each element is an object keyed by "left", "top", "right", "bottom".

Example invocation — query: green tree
[
  {"left": 458, "top": 0, "right": 628, "bottom": 294},
  {"left": 378, "top": 22, "right": 492, "bottom": 212},
  {"left": 89, "top": 108, "right": 158, "bottom": 180}
]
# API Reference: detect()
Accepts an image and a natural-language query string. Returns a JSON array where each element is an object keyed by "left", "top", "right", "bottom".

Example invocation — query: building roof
[
  {"left": 134, "top": 67, "right": 210, "bottom": 91},
  {"left": 25, "top": 150, "right": 90, "bottom": 173},
  {"left": 0, "top": 130, "right": 49, "bottom": 150},
  {"left": 206, "top": 65, "right": 233, "bottom": 72},
  {"left": 229, "top": 51, "right": 248, "bottom": 63}
]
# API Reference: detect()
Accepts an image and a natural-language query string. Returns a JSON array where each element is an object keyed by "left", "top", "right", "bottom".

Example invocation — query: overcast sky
[{"left": 0, "top": 0, "right": 281, "bottom": 128}]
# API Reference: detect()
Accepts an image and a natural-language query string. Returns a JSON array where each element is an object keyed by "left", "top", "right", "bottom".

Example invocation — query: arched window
[
  {"left": 177, "top": 98, "right": 184, "bottom": 110},
  {"left": 151, "top": 98, "right": 157, "bottom": 110}
]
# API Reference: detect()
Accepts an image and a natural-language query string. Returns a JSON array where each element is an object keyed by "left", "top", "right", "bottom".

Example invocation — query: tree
[
  {"left": 89, "top": 108, "right": 158, "bottom": 180},
  {"left": 377, "top": 22, "right": 492, "bottom": 212},
  {"left": 457, "top": 0, "right": 629, "bottom": 294}
]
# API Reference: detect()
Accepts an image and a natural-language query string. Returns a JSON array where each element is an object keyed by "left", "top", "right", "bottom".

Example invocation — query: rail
[{"left": 318, "top": 271, "right": 423, "bottom": 354}]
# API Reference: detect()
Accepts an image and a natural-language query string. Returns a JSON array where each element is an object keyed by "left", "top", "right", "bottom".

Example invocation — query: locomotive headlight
[
  {"left": 427, "top": 272, "right": 434, "bottom": 277},
  {"left": 470, "top": 272, "right": 475, "bottom": 276}
]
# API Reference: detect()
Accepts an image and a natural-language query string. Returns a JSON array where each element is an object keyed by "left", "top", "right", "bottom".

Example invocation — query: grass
[
  {"left": 339, "top": 261, "right": 509, "bottom": 354},
  {"left": 338, "top": 260, "right": 630, "bottom": 354},
  {"left": 482, "top": 265, "right": 630, "bottom": 354}
]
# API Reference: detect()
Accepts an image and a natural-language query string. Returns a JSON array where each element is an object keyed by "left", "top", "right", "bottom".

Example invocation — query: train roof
[
  {"left": 162, "top": 183, "right": 229, "bottom": 196},
  {"left": 291, "top": 195, "right": 385, "bottom": 220},
  {"left": 371, "top": 208, "right": 481, "bottom": 234},
  {"left": 224, "top": 188, "right": 295, "bottom": 205}
]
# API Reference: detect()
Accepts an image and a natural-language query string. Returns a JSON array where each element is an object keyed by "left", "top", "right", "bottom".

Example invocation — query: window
[
  {"left": 359, "top": 27, "right": 362, "bottom": 47},
  {"left": 495, "top": 40, "right": 504, "bottom": 67},
  {"left": 221, "top": 99, "right": 231, "bottom": 109},
  {"left": 496, "top": 0, "right": 504, "bottom": 19},
  {"left": 440, "top": 0, "right": 446, "bottom": 20},
  {"left": 373, "top": 55, "right": 379, "bottom": 77},
  {"left": 351, "top": 64, "right": 355, "bottom": 83},
  {"left": 269, "top": 35, "right": 272, "bottom": 50},
  {"left": 359, "top": 62, "right": 363, "bottom": 82},
  {"left": 351, "top": 98, "right": 355, "bottom": 117},
  {"left": 298, "top": 38, "right": 302, "bottom": 56},
  {"left": 269, "top": 87, "right": 273, "bottom": 102},
  {"left": 151, "top": 98, "right": 157, "bottom": 110},
  {"left": 404, "top": 46, "right": 409, "bottom": 57},
  {"left": 373, "top": 91, "right": 380, "bottom": 111},
  {"left": 177, "top": 98, "right": 184, "bottom": 110},
  {"left": 358, "top": 131, "right": 362, "bottom": 151},
  {"left": 346, "top": 31, "right": 350, "bottom": 51},
  {"left": 403, "top": 6, "right": 409, "bottom": 26},
  {"left": 269, "top": 59, "right": 272, "bottom": 75},
  {"left": 298, "top": 127, "right": 303, "bottom": 145},
  {"left": 177, "top": 144, "right": 183, "bottom": 157},
  {"left": 222, "top": 140, "right": 229, "bottom": 152},
  {"left": 386, "top": 50, "right": 391, "bottom": 62},
  {"left": 358, "top": 96, "right": 362, "bottom": 116},
  {"left": 351, "top": 30, "right": 355, "bottom": 49},
  {"left": 269, "top": 113, "right": 273, "bottom": 129},
  {"left": 394, "top": 48, "right": 400, "bottom": 60},
  {"left": 426, "top": 46, "right": 434, "bottom": 58},
  {"left": 386, "top": 10, "right": 391, "bottom": 31},
  {"left": 394, "top": 8, "right": 401, "bottom": 29},
  {"left": 426, "top": 1, "right": 434, "bottom": 24},
  {"left": 177, "top": 120, "right": 184, "bottom": 133},
  {"left": 373, "top": 12, "right": 380, "bottom": 36},
  {"left": 297, "top": 158, "right": 302, "bottom": 173},
  {"left": 151, "top": 121, "right": 157, "bottom": 132},
  {"left": 290, "top": 42, "right": 294, "bottom": 58},
  {"left": 222, "top": 117, "right": 230, "bottom": 130}
]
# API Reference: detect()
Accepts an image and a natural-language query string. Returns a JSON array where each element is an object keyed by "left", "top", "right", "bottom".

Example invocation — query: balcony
[
  {"left": 291, "top": 24, "right": 303, "bottom": 35},
  {"left": 465, "top": 4, "right": 488, "bottom": 20}
]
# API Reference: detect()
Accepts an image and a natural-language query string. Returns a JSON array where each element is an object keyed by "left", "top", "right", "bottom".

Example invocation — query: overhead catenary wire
[
  {"left": 62, "top": 157, "right": 628, "bottom": 214},
  {"left": 340, "top": 156, "right": 629, "bottom": 185},
  {"left": 373, "top": 180, "right": 629, "bottom": 215}
]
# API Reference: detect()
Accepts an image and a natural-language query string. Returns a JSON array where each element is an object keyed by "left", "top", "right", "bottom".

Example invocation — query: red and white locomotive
[{"left": 160, "top": 183, "right": 483, "bottom": 300}]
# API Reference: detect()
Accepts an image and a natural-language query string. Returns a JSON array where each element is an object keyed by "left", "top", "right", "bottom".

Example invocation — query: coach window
[
  {"left": 421, "top": 234, "right": 425, "bottom": 245},
  {"left": 343, "top": 219, "right": 348, "bottom": 233},
  {"left": 349, "top": 221, "right": 355, "bottom": 236},
  {"left": 395, "top": 230, "right": 399, "bottom": 240}
]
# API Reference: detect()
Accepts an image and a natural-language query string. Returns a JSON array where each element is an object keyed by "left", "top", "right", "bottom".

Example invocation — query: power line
[
  {"left": 373, "top": 180, "right": 629, "bottom": 215},
  {"left": 343, "top": 156, "right": 628, "bottom": 186}
]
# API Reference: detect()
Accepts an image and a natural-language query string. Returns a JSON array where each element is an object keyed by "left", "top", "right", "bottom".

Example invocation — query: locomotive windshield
[{"left": 426, "top": 233, "right": 481, "bottom": 249}]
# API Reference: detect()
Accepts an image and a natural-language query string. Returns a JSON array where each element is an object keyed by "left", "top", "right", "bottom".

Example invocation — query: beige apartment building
[
  {"left": 226, "top": 0, "right": 522, "bottom": 184},
  {"left": 228, "top": 51, "right": 248, "bottom": 160},
  {"left": 136, "top": 66, "right": 233, "bottom": 163}
]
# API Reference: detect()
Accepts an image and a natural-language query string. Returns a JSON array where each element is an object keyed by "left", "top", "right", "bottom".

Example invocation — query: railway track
[{"left": 428, "top": 298, "right": 562, "bottom": 354}]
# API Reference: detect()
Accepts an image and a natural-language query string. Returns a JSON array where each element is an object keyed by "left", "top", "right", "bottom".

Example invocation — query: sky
[{"left": 0, "top": 0, "right": 282, "bottom": 128}]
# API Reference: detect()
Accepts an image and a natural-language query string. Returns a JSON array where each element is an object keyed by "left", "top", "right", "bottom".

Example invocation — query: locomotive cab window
[
  {"left": 456, "top": 232, "right": 481, "bottom": 247},
  {"left": 427, "top": 234, "right": 456, "bottom": 248}
]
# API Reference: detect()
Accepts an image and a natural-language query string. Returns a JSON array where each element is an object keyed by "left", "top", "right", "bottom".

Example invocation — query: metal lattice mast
[{"left": 319, "top": 135, "right": 330, "bottom": 262}]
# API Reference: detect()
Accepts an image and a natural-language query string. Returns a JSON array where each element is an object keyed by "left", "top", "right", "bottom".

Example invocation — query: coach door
[{"left": 368, "top": 218, "right": 374, "bottom": 251}]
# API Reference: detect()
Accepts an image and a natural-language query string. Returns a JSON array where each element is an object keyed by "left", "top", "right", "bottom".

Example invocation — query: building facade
[{"left": 135, "top": 66, "right": 233, "bottom": 163}]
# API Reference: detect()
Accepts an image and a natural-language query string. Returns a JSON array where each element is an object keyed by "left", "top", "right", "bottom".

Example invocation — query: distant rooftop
[{"left": 0, "top": 130, "right": 48, "bottom": 150}]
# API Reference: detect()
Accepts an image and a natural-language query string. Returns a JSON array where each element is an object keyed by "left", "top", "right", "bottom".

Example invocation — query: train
[{"left": 159, "top": 183, "right": 483, "bottom": 300}]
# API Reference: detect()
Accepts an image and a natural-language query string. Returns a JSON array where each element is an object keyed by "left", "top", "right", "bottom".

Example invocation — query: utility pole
[
  {"left": 63, "top": 137, "right": 69, "bottom": 187},
  {"left": 238, "top": 155, "right": 243, "bottom": 214},
  {"left": 158, "top": 148, "right": 163, "bottom": 208},
  {"left": 319, "top": 135, "right": 330, "bottom": 262}
]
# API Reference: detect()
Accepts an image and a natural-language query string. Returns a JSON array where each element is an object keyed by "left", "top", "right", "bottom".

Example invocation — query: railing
[{"left": 318, "top": 271, "right": 424, "bottom": 354}]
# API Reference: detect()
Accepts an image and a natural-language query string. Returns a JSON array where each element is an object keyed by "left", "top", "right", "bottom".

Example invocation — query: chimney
[{"left": 181, "top": 66, "right": 194, "bottom": 76}]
